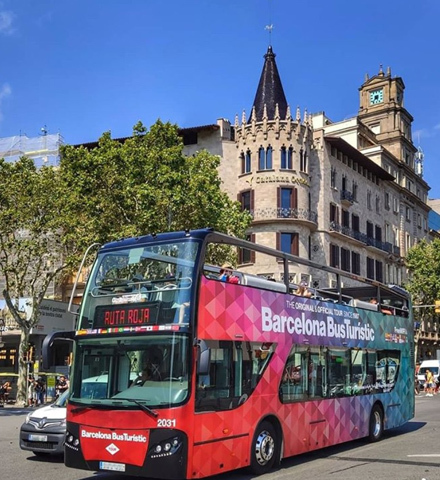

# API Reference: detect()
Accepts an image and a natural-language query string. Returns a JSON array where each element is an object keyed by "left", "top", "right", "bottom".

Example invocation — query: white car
[{"left": 19, "top": 390, "right": 68, "bottom": 456}]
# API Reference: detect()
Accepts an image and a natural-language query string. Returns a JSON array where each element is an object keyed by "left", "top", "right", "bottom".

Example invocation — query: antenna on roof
[{"left": 40, "top": 125, "right": 48, "bottom": 136}]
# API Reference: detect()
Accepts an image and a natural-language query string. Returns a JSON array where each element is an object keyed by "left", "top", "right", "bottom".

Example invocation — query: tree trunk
[{"left": 17, "top": 328, "right": 30, "bottom": 406}]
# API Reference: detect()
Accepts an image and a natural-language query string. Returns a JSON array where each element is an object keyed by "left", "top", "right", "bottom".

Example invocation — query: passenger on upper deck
[
  {"left": 219, "top": 263, "right": 239, "bottom": 284},
  {"left": 295, "top": 281, "right": 312, "bottom": 298}
]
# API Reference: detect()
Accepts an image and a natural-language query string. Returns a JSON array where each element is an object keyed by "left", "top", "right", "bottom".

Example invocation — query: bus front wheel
[
  {"left": 249, "top": 421, "right": 277, "bottom": 475},
  {"left": 368, "top": 404, "right": 384, "bottom": 442}
]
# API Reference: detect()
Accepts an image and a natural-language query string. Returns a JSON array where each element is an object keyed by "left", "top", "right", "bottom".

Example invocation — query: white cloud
[
  {"left": 0, "top": 83, "right": 11, "bottom": 121},
  {"left": 434, "top": 124, "right": 440, "bottom": 131},
  {"left": 0, "top": 10, "right": 15, "bottom": 35}
]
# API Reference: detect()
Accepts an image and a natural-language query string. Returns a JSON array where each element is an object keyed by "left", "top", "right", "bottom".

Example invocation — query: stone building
[{"left": 182, "top": 46, "right": 430, "bottom": 289}]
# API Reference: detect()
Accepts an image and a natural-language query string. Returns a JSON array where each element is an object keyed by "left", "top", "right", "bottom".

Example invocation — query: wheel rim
[
  {"left": 372, "top": 410, "right": 381, "bottom": 437},
  {"left": 254, "top": 429, "right": 275, "bottom": 466}
]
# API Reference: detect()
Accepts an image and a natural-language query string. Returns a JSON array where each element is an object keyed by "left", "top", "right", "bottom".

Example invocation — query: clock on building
[{"left": 369, "top": 89, "right": 383, "bottom": 105}]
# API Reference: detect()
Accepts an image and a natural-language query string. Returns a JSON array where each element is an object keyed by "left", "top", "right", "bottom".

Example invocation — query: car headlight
[{"left": 25, "top": 413, "right": 31, "bottom": 424}]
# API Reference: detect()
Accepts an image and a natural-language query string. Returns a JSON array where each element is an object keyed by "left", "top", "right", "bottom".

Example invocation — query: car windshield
[
  {"left": 71, "top": 334, "right": 190, "bottom": 408},
  {"left": 54, "top": 389, "right": 69, "bottom": 407},
  {"left": 79, "top": 239, "right": 199, "bottom": 330}
]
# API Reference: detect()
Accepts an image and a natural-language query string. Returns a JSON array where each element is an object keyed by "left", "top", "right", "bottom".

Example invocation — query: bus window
[
  {"left": 280, "top": 347, "right": 325, "bottom": 402},
  {"left": 328, "top": 349, "right": 350, "bottom": 397},
  {"left": 280, "top": 347, "right": 308, "bottom": 401},
  {"left": 195, "top": 340, "right": 274, "bottom": 412}
]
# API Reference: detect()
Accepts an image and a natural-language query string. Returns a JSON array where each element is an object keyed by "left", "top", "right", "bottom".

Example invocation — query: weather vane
[
  {"left": 265, "top": 0, "right": 274, "bottom": 45},
  {"left": 265, "top": 24, "right": 273, "bottom": 45}
]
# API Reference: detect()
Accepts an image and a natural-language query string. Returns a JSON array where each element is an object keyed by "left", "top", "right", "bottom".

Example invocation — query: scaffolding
[{"left": 0, "top": 133, "right": 64, "bottom": 167}]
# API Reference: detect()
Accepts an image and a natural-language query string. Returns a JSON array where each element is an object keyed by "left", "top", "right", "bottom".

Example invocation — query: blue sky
[{"left": 1, "top": 0, "right": 440, "bottom": 196}]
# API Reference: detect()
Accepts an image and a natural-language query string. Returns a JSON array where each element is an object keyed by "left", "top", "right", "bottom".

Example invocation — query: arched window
[
  {"left": 245, "top": 149, "right": 251, "bottom": 173},
  {"left": 288, "top": 146, "right": 294, "bottom": 169},
  {"left": 280, "top": 146, "right": 287, "bottom": 169},
  {"left": 266, "top": 145, "right": 273, "bottom": 169},
  {"left": 241, "top": 150, "right": 251, "bottom": 174},
  {"left": 258, "top": 146, "right": 265, "bottom": 170},
  {"left": 281, "top": 145, "right": 293, "bottom": 170}
]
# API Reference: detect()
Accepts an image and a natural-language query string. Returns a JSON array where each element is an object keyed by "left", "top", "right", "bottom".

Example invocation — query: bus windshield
[
  {"left": 71, "top": 334, "right": 190, "bottom": 408},
  {"left": 78, "top": 239, "right": 199, "bottom": 330}
]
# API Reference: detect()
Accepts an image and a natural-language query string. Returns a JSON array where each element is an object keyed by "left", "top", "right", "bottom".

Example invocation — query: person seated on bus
[
  {"left": 370, "top": 297, "right": 393, "bottom": 315},
  {"left": 219, "top": 263, "right": 239, "bottom": 284},
  {"left": 131, "top": 365, "right": 153, "bottom": 387},
  {"left": 295, "top": 281, "right": 312, "bottom": 298}
]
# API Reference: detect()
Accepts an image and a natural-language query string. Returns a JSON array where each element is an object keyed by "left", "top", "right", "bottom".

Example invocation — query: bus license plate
[
  {"left": 99, "top": 462, "right": 126, "bottom": 472},
  {"left": 29, "top": 434, "right": 48, "bottom": 442}
]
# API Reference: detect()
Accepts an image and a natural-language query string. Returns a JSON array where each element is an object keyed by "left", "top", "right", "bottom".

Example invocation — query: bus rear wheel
[
  {"left": 250, "top": 421, "right": 278, "bottom": 475},
  {"left": 368, "top": 404, "right": 384, "bottom": 442}
]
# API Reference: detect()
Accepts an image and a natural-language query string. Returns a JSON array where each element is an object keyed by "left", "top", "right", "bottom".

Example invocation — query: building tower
[{"left": 235, "top": 46, "right": 316, "bottom": 282}]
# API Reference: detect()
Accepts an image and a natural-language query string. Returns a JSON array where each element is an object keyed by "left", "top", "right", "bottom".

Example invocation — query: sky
[{"left": 1, "top": 0, "right": 440, "bottom": 195}]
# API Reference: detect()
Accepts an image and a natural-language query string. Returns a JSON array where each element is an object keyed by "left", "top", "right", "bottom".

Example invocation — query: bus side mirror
[
  {"left": 197, "top": 339, "right": 211, "bottom": 376},
  {"left": 42, "top": 330, "right": 75, "bottom": 370}
]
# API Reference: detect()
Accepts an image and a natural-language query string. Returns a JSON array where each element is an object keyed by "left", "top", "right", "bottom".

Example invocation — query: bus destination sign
[{"left": 94, "top": 302, "right": 160, "bottom": 328}]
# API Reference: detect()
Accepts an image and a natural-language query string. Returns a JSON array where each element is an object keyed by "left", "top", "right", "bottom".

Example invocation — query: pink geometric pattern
[{"left": 189, "top": 277, "right": 414, "bottom": 478}]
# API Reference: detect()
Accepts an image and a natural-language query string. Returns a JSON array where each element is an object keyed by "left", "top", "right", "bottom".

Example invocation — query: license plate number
[
  {"left": 99, "top": 462, "right": 126, "bottom": 472},
  {"left": 29, "top": 434, "right": 48, "bottom": 442}
]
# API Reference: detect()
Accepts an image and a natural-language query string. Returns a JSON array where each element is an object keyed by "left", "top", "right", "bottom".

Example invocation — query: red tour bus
[{"left": 43, "top": 229, "right": 414, "bottom": 478}]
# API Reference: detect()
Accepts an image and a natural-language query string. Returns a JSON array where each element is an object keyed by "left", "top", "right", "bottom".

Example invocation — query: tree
[
  {"left": 0, "top": 157, "right": 68, "bottom": 405},
  {"left": 0, "top": 121, "right": 251, "bottom": 405},
  {"left": 405, "top": 238, "right": 440, "bottom": 360},
  {"left": 59, "top": 120, "right": 251, "bottom": 248}
]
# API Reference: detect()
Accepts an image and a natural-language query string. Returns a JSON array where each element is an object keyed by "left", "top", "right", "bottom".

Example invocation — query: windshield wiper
[{"left": 112, "top": 398, "right": 158, "bottom": 418}]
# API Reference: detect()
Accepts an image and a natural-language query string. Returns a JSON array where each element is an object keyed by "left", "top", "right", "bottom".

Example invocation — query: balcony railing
[
  {"left": 251, "top": 207, "right": 318, "bottom": 223},
  {"left": 329, "top": 221, "right": 401, "bottom": 256},
  {"left": 340, "top": 189, "right": 355, "bottom": 204}
]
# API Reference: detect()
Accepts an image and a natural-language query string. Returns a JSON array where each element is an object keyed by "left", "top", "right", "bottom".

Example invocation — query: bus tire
[
  {"left": 249, "top": 420, "right": 277, "bottom": 475},
  {"left": 368, "top": 404, "right": 383, "bottom": 442}
]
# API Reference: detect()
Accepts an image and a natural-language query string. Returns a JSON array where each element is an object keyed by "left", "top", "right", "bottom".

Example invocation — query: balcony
[
  {"left": 251, "top": 207, "right": 318, "bottom": 224},
  {"left": 329, "top": 221, "right": 400, "bottom": 256},
  {"left": 340, "top": 189, "right": 355, "bottom": 206}
]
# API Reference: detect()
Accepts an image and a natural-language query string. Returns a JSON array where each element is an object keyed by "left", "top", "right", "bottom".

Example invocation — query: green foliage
[
  {"left": 0, "top": 157, "right": 67, "bottom": 404},
  {"left": 0, "top": 157, "right": 65, "bottom": 307},
  {"left": 405, "top": 238, "right": 440, "bottom": 309},
  {"left": 59, "top": 120, "right": 252, "bottom": 267}
]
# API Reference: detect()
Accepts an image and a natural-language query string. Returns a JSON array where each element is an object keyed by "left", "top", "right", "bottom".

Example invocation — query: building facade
[{"left": 181, "top": 47, "right": 430, "bottom": 291}]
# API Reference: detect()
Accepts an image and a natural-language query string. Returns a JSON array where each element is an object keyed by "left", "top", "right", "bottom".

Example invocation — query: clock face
[{"left": 370, "top": 89, "right": 383, "bottom": 105}]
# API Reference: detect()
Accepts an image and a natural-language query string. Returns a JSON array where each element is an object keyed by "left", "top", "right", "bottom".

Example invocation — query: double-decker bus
[{"left": 43, "top": 229, "right": 414, "bottom": 479}]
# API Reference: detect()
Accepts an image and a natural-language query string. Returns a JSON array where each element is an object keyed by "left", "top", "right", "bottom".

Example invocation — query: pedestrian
[
  {"left": 414, "top": 372, "right": 420, "bottom": 395},
  {"left": 0, "top": 380, "right": 11, "bottom": 405},
  {"left": 28, "top": 376, "right": 36, "bottom": 407},
  {"left": 34, "top": 377, "right": 46, "bottom": 405},
  {"left": 425, "top": 369, "right": 434, "bottom": 397},
  {"left": 56, "top": 375, "right": 69, "bottom": 398}
]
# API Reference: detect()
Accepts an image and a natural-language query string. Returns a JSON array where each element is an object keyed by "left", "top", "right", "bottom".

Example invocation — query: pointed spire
[
  {"left": 251, "top": 106, "right": 256, "bottom": 123},
  {"left": 303, "top": 108, "right": 308, "bottom": 124},
  {"left": 286, "top": 104, "right": 291, "bottom": 120},
  {"left": 379, "top": 64, "right": 384, "bottom": 76},
  {"left": 248, "top": 46, "right": 288, "bottom": 122},
  {"left": 235, "top": 113, "right": 239, "bottom": 128},
  {"left": 386, "top": 66, "right": 391, "bottom": 76},
  {"left": 274, "top": 103, "right": 280, "bottom": 120},
  {"left": 365, "top": 73, "right": 369, "bottom": 82},
  {"left": 296, "top": 105, "right": 301, "bottom": 121},
  {"left": 242, "top": 110, "right": 247, "bottom": 125},
  {"left": 263, "top": 104, "right": 268, "bottom": 120}
]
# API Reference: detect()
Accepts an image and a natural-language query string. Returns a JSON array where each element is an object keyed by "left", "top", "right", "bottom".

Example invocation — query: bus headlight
[{"left": 150, "top": 436, "right": 182, "bottom": 458}]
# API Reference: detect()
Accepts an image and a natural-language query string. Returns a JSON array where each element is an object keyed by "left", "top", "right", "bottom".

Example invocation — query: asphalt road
[{"left": 1, "top": 395, "right": 439, "bottom": 480}]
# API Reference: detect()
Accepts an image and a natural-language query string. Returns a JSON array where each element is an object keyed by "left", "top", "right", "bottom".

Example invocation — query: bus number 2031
[{"left": 157, "top": 419, "right": 177, "bottom": 428}]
